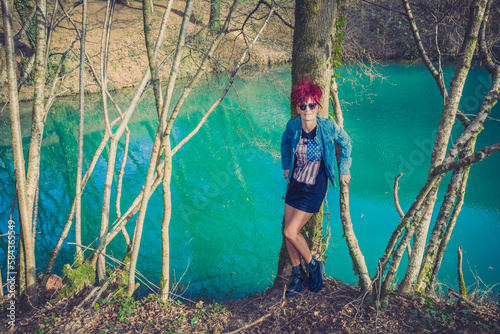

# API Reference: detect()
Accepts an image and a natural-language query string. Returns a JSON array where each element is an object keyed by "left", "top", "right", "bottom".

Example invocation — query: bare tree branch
[
  {"left": 172, "top": 5, "right": 275, "bottom": 155},
  {"left": 261, "top": 0, "right": 294, "bottom": 29},
  {"left": 393, "top": 173, "right": 405, "bottom": 218},
  {"left": 479, "top": 0, "right": 500, "bottom": 75},
  {"left": 432, "top": 142, "right": 500, "bottom": 176},
  {"left": 13, "top": 3, "right": 36, "bottom": 42}
]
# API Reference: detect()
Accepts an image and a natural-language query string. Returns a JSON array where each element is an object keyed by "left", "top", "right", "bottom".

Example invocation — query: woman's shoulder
[
  {"left": 285, "top": 116, "right": 301, "bottom": 129},
  {"left": 317, "top": 116, "right": 337, "bottom": 128}
]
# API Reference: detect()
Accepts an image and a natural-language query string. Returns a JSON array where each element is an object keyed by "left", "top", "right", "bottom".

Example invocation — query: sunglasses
[{"left": 298, "top": 103, "right": 317, "bottom": 111}]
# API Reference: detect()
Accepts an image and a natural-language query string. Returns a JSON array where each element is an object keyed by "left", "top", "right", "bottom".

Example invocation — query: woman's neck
[{"left": 301, "top": 118, "right": 317, "bottom": 133}]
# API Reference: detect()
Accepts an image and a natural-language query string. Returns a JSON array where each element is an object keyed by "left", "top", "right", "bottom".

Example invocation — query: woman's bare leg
[
  {"left": 284, "top": 204, "right": 301, "bottom": 266},
  {"left": 284, "top": 203, "right": 314, "bottom": 266}
]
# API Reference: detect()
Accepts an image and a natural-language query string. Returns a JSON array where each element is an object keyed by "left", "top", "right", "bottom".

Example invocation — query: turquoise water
[{"left": 0, "top": 64, "right": 498, "bottom": 299}]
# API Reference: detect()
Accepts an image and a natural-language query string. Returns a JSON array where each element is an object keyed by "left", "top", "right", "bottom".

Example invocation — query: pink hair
[{"left": 290, "top": 79, "right": 323, "bottom": 108}]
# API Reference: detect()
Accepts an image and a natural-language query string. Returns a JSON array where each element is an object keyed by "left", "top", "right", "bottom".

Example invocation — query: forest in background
[
  {"left": 2, "top": 0, "right": 499, "bottom": 102},
  {"left": 1, "top": 0, "right": 500, "bottom": 333}
]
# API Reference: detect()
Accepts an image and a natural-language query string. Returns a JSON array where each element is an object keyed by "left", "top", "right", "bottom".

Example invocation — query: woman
[{"left": 281, "top": 79, "right": 352, "bottom": 296}]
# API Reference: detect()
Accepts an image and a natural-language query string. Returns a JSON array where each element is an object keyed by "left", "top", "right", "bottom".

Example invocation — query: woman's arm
[
  {"left": 333, "top": 122, "right": 353, "bottom": 176},
  {"left": 284, "top": 169, "right": 290, "bottom": 183},
  {"left": 339, "top": 174, "right": 351, "bottom": 186},
  {"left": 281, "top": 122, "right": 292, "bottom": 171}
]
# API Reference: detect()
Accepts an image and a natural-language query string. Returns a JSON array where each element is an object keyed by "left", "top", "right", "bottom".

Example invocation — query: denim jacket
[{"left": 281, "top": 116, "right": 352, "bottom": 185}]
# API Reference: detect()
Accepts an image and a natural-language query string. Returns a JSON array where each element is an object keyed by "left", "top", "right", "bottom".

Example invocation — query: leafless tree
[
  {"left": 31, "top": 0, "right": 284, "bottom": 303},
  {"left": 375, "top": 0, "right": 500, "bottom": 300}
]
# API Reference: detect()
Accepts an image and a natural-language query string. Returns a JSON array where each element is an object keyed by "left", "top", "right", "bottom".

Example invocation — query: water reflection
[{"left": 0, "top": 64, "right": 498, "bottom": 299}]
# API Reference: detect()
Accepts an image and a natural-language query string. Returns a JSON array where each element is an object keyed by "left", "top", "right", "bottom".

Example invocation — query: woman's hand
[
  {"left": 284, "top": 169, "right": 289, "bottom": 183},
  {"left": 339, "top": 174, "right": 351, "bottom": 186}
]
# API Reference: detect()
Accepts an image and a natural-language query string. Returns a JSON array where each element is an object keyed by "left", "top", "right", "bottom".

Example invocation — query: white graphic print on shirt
[{"left": 293, "top": 138, "right": 322, "bottom": 185}]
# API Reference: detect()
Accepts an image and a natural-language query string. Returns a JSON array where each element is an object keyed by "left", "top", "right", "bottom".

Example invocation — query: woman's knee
[{"left": 283, "top": 227, "right": 298, "bottom": 242}]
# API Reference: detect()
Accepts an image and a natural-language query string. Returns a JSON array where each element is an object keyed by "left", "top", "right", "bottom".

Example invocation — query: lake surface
[{"left": 0, "top": 63, "right": 499, "bottom": 300}]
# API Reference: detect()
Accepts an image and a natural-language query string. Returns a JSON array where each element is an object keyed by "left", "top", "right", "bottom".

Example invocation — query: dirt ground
[
  {"left": 8, "top": 0, "right": 293, "bottom": 101},
  {"left": 2, "top": 275, "right": 499, "bottom": 333}
]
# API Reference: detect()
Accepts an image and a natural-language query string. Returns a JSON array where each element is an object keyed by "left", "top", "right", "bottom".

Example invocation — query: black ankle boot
[
  {"left": 307, "top": 259, "right": 325, "bottom": 293},
  {"left": 285, "top": 265, "right": 308, "bottom": 297}
]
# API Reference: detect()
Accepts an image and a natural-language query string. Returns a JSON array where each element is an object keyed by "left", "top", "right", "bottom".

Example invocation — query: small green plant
[
  {"left": 210, "top": 303, "right": 226, "bottom": 314},
  {"left": 190, "top": 316, "right": 199, "bottom": 325},
  {"left": 118, "top": 296, "right": 137, "bottom": 324},
  {"left": 427, "top": 308, "right": 437, "bottom": 317}
]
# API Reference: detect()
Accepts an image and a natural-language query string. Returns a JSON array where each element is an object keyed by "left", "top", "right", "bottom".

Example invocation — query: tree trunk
[
  {"left": 291, "top": 0, "right": 336, "bottom": 111},
  {"left": 96, "top": 0, "right": 116, "bottom": 280},
  {"left": 0, "top": 43, "right": 7, "bottom": 94},
  {"left": 427, "top": 156, "right": 471, "bottom": 294},
  {"left": 400, "top": 0, "right": 499, "bottom": 296},
  {"left": 415, "top": 138, "right": 476, "bottom": 293},
  {"left": 160, "top": 140, "right": 173, "bottom": 302},
  {"left": 1, "top": 0, "right": 39, "bottom": 305},
  {"left": 75, "top": 0, "right": 87, "bottom": 265},
  {"left": 332, "top": 81, "right": 371, "bottom": 292},
  {"left": 384, "top": 0, "right": 487, "bottom": 296},
  {"left": 397, "top": 186, "right": 439, "bottom": 293},
  {"left": 457, "top": 246, "right": 466, "bottom": 297},
  {"left": 276, "top": 0, "right": 337, "bottom": 283},
  {"left": 336, "top": 144, "right": 371, "bottom": 292},
  {"left": 26, "top": 0, "right": 47, "bottom": 233},
  {"left": 127, "top": 0, "right": 195, "bottom": 297},
  {"left": 429, "top": 0, "right": 486, "bottom": 170}
]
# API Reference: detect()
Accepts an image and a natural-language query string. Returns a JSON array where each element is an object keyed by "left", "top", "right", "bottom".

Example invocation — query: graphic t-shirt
[
  {"left": 285, "top": 126, "right": 328, "bottom": 213},
  {"left": 292, "top": 129, "right": 323, "bottom": 184}
]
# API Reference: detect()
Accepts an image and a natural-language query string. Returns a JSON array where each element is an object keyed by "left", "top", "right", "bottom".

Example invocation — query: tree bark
[
  {"left": 291, "top": 0, "right": 336, "bottom": 112},
  {"left": 75, "top": 0, "right": 87, "bottom": 265},
  {"left": 1, "top": 0, "right": 39, "bottom": 305},
  {"left": 336, "top": 158, "right": 371, "bottom": 292},
  {"left": 160, "top": 142, "right": 172, "bottom": 302},
  {"left": 332, "top": 79, "right": 371, "bottom": 292},
  {"left": 414, "top": 146, "right": 471, "bottom": 293},
  {"left": 427, "top": 164, "right": 470, "bottom": 294},
  {"left": 127, "top": 0, "right": 195, "bottom": 297},
  {"left": 26, "top": 0, "right": 48, "bottom": 229},
  {"left": 276, "top": 0, "right": 338, "bottom": 284},
  {"left": 157, "top": 0, "right": 240, "bottom": 301},
  {"left": 457, "top": 246, "right": 466, "bottom": 297},
  {"left": 429, "top": 0, "right": 486, "bottom": 170},
  {"left": 96, "top": 0, "right": 117, "bottom": 280},
  {"left": 0, "top": 43, "right": 7, "bottom": 95},
  {"left": 389, "top": 0, "right": 487, "bottom": 295},
  {"left": 116, "top": 129, "right": 132, "bottom": 247}
]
